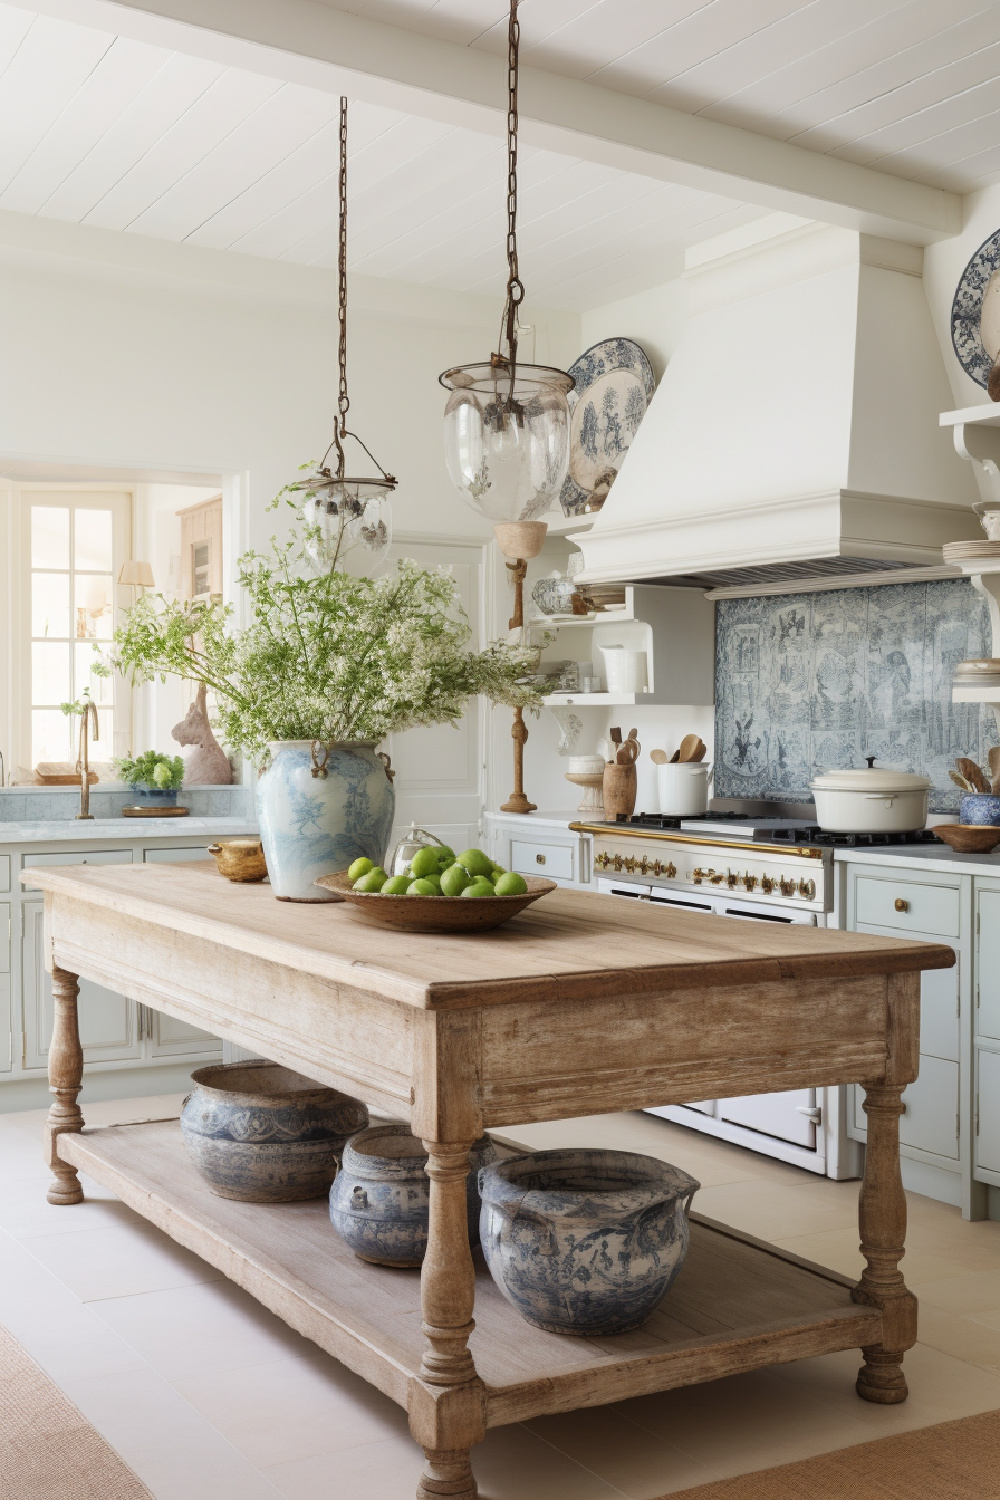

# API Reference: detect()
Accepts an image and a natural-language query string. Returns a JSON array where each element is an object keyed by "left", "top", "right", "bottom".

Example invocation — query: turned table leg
[
  {"left": 415, "top": 1140, "right": 482, "bottom": 1500},
  {"left": 852, "top": 1082, "right": 917, "bottom": 1403},
  {"left": 44, "top": 965, "right": 85, "bottom": 1205}
]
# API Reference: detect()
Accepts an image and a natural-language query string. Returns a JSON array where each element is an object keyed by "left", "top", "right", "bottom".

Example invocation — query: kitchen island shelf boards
[{"left": 58, "top": 1117, "right": 883, "bottom": 1427}]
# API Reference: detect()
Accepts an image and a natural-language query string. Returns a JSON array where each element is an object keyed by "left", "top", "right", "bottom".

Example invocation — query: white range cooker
[{"left": 573, "top": 810, "right": 940, "bottom": 1180}]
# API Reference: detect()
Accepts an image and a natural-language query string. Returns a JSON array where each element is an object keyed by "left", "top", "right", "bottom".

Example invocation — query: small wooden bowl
[
  {"left": 315, "top": 872, "right": 558, "bottom": 932},
  {"left": 933, "top": 824, "right": 1000, "bottom": 854},
  {"left": 208, "top": 838, "right": 268, "bottom": 882}
]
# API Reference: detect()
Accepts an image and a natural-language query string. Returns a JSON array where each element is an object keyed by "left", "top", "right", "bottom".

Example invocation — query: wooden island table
[{"left": 25, "top": 862, "right": 955, "bottom": 1500}]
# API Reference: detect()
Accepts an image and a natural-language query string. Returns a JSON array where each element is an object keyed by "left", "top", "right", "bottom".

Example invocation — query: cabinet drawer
[
  {"left": 143, "top": 846, "right": 213, "bottom": 863},
  {"left": 510, "top": 840, "right": 575, "bottom": 882},
  {"left": 976, "top": 888, "right": 1000, "bottom": 1042},
  {"left": 0, "top": 902, "right": 8, "bottom": 973},
  {"left": 900, "top": 1056, "right": 960, "bottom": 1160},
  {"left": 0, "top": 854, "right": 9, "bottom": 892},
  {"left": 23, "top": 849, "right": 134, "bottom": 867},
  {"left": 976, "top": 1049, "right": 1000, "bottom": 1176},
  {"left": 854, "top": 875, "right": 960, "bottom": 938}
]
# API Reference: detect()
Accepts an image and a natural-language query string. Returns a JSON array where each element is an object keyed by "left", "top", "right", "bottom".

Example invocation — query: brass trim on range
[{"left": 569, "top": 822, "right": 824, "bottom": 861}]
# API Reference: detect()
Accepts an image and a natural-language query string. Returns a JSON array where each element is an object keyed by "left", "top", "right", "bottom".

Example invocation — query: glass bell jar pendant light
[
  {"left": 439, "top": 0, "right": 574, "bottom": 813},
  {"left": 290, "top": 97, "right": 395, "bottom": 577}
]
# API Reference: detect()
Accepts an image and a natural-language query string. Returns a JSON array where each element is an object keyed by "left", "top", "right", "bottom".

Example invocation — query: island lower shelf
[{"left": 58, "top": 1120, "right": 883, "bottom": 1427}]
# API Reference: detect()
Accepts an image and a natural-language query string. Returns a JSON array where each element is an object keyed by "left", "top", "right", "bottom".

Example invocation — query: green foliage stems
[{"left": 103, "top": 533, "right": 542, "bottom": 766}]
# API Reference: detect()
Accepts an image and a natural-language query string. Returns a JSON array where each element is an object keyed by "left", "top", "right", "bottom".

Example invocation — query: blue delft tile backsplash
[{"left": 715, "top": 580, "right": 1000, "bottom": 814}]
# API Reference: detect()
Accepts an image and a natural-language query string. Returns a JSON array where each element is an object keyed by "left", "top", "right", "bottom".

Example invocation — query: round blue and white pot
[
  {"left": 960, "top": 792, "right": 1000, "bottom": 827},
  {"left": 131, "top": 787, "right": 178, "bottom": 808},
  {"left": 479, "top": 1148, "right": 700, "bottom": 1336},
  {"left": 329, "top": 1123, "right": 498, "bottom": 1267},
  {"left": 256, "top": 740, "right": 395, "bottom": 902}
]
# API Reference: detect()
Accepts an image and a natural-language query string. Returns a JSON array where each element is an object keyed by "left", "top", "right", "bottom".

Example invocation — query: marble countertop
[
  {"left": 834, "top": 843, "right": 1000, "bottom": 878},
  {"left": 0, "top": 816, "right": 257, "bottom": 845}
]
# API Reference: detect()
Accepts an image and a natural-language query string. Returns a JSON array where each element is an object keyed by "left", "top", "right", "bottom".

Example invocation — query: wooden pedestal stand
[{"left": 495, "top": 521, "right": 547, "bottom": 816}]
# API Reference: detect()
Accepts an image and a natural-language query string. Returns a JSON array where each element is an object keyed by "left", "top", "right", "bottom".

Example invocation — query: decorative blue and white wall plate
[
  {"left": 951, "top": 228, "right": 1000, "bottom": 389},
  {"left": 559, "top": 338, "right": 656, "bottom": 516}
]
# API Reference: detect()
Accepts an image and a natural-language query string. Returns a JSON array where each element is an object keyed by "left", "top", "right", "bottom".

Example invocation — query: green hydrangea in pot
[
  {"left": 115, "top": 751, "right": 185, "bottom": 809},
  {"left": 101, "top": 529, "right": 542, "bottom": 901}
]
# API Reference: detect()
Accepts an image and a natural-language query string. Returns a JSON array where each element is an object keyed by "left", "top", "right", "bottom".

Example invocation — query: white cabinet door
[
  {"left": 856, "top": 922, "right": 959, "bottom": 1062},
  {"left": 900, "top": 1057, "right": 960, "bottom": 1160},
  {"left": 976, "top": 1050, "right": 1000, "bottom": 1177},
  {"left": 977, "top": 889, "right": 1000, "bottom": 1043},
  {"left": 21, "top": 902, "right": 141, "bottom": 1069},
  {"left": 0, "top": 902, "right": 10, "bottom": 1073},
  {"left": 718, "top": 1089, "right": 817, "bottom": 1149}
]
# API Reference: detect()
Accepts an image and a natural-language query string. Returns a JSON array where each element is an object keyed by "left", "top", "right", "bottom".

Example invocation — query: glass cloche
[
  {"left": 440, "top": 361, "right": 574, "bottom": 523},
  {"left": 389, "top": 824, "right": 448, "bottom": 877}
]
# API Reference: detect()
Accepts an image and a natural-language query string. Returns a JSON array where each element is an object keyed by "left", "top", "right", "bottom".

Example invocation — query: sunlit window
[{"left": 27, "top": 498, "right": 125, "bottom": 767}]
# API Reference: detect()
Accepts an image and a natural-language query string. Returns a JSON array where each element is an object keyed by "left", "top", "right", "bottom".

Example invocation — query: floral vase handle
[{"left": 377, "top": 751, "right": 395, "bottom": 783}]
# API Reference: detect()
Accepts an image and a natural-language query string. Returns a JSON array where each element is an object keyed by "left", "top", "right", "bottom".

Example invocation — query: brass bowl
[
  {"left": 208, "top": 838, "right": 268, "bottom": 882},
  {"left": 932, "top": 824, "right": 1000, "bottom": 854},
  {"left": 315, "top": 872, "right": 558, "bottom": 932}
]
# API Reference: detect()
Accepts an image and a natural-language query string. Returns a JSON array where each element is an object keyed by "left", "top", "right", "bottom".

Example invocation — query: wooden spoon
[
  {"left": 669, "top": 750, "right": 680, "bottom": 763},
  {"left": 990, "top": 746, "right": 1000, "bottom": 794},
  {"left": 649, "top": 749, "right": 668, "bottom": 765},
  {"left": 956, "top": 756, "right": 990, "bottom": 793},
  {"left": 950, "top": 769, "right": 975, "bottom": 792},
  {"left": 678, "top": 734, "right": 703, "bottom": 763}
]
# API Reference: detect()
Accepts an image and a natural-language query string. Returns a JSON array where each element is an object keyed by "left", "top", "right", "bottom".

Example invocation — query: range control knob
[
  {"left": 760, "top": 875, "right": 775, "bottom": 895},
  {"left": 726, "top": 871, "right": 739, "bottom": 889},
  {"left": 613, "top": 854, "right": 624, "bottom": 872},
  {"left": 624, "top": 857, "right": 637, "bottom": 874},
  {"left": 779, "top": 876, "right": 796, "bottom": 896},
  {"left": 798, "top": 878, "right": 816, "bottom": 900},
  {"left": 661, "top": 861, "right": 677, "bottom": 879},
  {"left": 692, "top": 867, "right": 713, "bottom": 885},
  {"left": 742, "top": 873, "right": 758, "bottom": 892},
  {"left": 594, "top": 851, "right": 609, "bottom": 869}
]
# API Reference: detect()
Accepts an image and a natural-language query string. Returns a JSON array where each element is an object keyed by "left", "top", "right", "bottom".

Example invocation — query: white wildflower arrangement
[{"left": 103, "top": 531, "right": 542, "bottom": 766}]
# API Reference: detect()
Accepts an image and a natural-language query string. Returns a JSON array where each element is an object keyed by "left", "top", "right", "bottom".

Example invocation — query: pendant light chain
[
  {"left": 499, "top": 0, "right": 524, "bottom": 377},
  {"left": 334, "top": 95, "right": 350, "bottom": 480}
]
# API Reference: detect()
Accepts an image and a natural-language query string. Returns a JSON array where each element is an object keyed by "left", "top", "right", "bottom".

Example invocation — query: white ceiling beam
[{"left": 23, "top": 0, "right": 963, "bottom": 243}]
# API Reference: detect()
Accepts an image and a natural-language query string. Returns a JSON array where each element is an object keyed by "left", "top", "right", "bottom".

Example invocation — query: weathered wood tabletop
[{"left": 25, "top": 862, "right": 955, "bottom": 1500}]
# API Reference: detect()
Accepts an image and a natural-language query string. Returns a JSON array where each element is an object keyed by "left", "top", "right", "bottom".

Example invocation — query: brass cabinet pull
[
  {"left": 894, "top": 897, "right": 909, "bottom": 913},
  {"left": 536, "top": 853, "right": 546, "bottom": 865}
]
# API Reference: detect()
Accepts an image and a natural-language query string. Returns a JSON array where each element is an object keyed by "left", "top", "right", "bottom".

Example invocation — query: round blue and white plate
[
  {"left": 559, "top": 338, "right": 656, "bottom": 516},
  {"left": 951, "top": 228, "right": 1000, "bottom": 389}
]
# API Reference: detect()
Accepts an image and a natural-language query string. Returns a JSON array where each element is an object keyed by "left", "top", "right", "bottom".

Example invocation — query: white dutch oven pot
[{"left": 810, "top": 757, "right": 930, "bottom": 833}]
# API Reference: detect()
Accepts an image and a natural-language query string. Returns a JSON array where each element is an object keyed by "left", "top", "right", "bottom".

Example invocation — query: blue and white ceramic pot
[
  {"left": 329, "top": 1123, "right": 499, "bottom": 1268},
  {"left": 180, "top": 1060, "right": 368, "bottom": 1203},
  {"left": 479, "top": 1148, "right": 700, "bottom": 1336},
  {"left": 256, "top": 740, "right": 395, "bottom": 902},
  {"left": 960, "top": 792, "right": 1000, "bottom": 827},
  {"left": 131, "top": 787, "right": 178, "bottom": 808}
]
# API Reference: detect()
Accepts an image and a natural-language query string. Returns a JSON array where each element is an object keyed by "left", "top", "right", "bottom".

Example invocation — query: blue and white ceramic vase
[
  {"left": 329, "top": 1123, "right": 499, "bottom": 1267},
  {"left": 181, "top": 1060, "right": 368, "bottom": 1203},
  {"left": 479, "top": 1148, "right": 700, "bottom": 1336},
  {"left": 961, "top": 793, "right": 1000, "bottom": 827},
  {"left": 256, "top": 740, "right": 395, "bottom": 902}
]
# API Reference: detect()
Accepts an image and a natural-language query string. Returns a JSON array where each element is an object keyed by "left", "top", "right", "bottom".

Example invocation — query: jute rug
[
  {"left": 665, "top": 1409, "right": 1000, "bottom": 1499},
  {"left": 0, "top": 1325, "right": 153, "bottom": 1500}
]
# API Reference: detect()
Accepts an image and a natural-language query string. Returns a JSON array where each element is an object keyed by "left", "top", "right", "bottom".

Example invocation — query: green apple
[
  {"left": 421, "top": 872, "right": 442, "bottom": 892},
  {"left": 382, "top": 875, "right": 412, "bottom": 895},
  {"left": 354, "top": 868, "right": 387, "bottom": 893},
  {"left": 494, "top": 871, "right": 528, "bottom": 896},
  {"left": 461, "top": 877, "right": 495, "bottom": 897},
  {"left": 409, "top": 846, "right": 441, "bottom": 879},
  {"left": 407, "top": 878, "right": 438, "bottom": 895},
  {"left": 439, "top": 864, "right": 471, "bottom": 897},
  {"left": 347, "top": 856, "right": 374, "bottom": 883},
  {"left": 457, "top": 848, "right": 493, "bottom": 878},
  {"left": 435, "top": 844, "right": 455, "bottom": 866}
]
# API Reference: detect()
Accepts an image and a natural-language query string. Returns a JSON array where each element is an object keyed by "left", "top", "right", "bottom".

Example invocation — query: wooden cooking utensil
[
  {"left": 610, "top": 727, "right": 623, "bottom": 748},
  {"left": 956, "top": 756, "right": 990, "bottom": 793},
  {"left": 617, "top": 737, "right": 640, "bottom": 766},
  {"left": 691, "top": 738, "right": 707, "bottom": 762},
  {"left": 949, "top": 770, "right": 974, "bottom": 792},
  {"left": 669, "top": 750, "right": 680, "bottom": 763},
  {"left": 678, "top": 734, "right": 702, "bottom": 763},
  {"left": 649, "top": 749, "right": 669, "bottom": 765},
  {"left": 990, "top": 746, "right": 1000, "bottom": 793}
]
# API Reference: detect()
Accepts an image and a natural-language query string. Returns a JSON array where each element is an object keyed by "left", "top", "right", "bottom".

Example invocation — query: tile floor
[{"left": 2, "top": 1097, "right": 998, "bottom": 1500}]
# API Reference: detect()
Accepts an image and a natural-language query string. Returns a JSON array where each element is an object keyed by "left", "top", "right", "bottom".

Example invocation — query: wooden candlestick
[{"left": 495, "top": 523, "right": 547, "bottom": 816}]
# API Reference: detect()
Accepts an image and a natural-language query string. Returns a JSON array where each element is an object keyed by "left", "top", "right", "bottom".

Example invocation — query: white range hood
[{"left": 574, "top": 221, "right": 981, "bottom": 589}]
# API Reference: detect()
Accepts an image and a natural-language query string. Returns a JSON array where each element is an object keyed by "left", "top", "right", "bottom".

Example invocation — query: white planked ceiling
[
  {"left": 335, "top": 0, "right": 1000, "bottom": 193},
  {"left": 0, "top": 2, "right": 766, "bottom": 308}
]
